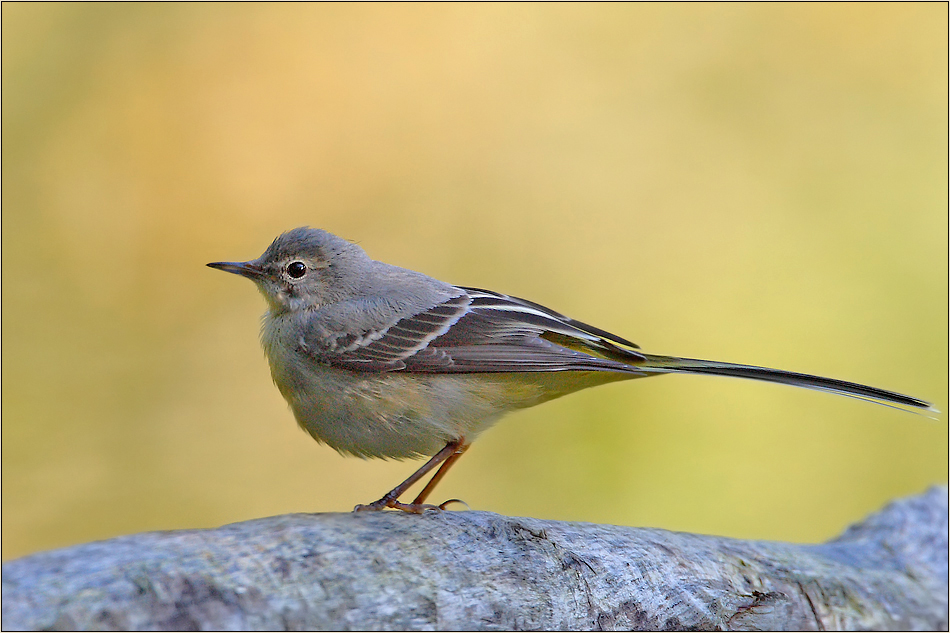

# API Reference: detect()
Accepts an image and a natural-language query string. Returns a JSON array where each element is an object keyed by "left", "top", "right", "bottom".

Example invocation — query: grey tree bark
[{"left": 2, "top": 487, "right": 946, "bottom": 631}]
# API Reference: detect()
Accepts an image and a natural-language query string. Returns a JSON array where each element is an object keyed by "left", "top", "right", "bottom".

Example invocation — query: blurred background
[{"left": 3, "top": 4, "right": 947, "bottom": 560}]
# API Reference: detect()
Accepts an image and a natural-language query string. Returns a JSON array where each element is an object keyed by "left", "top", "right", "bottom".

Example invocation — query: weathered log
[{"left": 2, "top": 487, "right": 946, "bottom": 631}]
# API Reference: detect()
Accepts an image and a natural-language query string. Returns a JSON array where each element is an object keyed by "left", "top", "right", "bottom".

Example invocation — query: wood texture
[{"left": 2, "top": 487, "right": 946, "bottom": 631}]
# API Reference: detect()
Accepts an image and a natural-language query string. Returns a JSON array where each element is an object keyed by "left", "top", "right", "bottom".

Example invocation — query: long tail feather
[{"left": 638, "top": 354, "right": 935, "bottom": 413}]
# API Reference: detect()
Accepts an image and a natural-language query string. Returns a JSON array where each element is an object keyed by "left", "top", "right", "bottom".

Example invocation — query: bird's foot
[
  {"left": 353, "top": 497, "right": 469, "bottom": 514},
  {"left": 353, "top": 499, "right": 440, "bottom": 514}
]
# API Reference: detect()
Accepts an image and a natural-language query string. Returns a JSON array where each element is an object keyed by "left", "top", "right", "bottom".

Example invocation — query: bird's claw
[{"left": 438, "top": 498, "right": 470, "bottom": 510}]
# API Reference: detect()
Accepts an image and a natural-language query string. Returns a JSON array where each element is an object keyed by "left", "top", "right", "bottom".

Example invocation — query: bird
[{"left": 208, "top": 227, "right": 933, "bottom": 513}]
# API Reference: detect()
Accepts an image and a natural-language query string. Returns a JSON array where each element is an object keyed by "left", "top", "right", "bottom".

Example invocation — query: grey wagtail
[{"left": 208, "top": 227, "right": 933, "bottom": 513}]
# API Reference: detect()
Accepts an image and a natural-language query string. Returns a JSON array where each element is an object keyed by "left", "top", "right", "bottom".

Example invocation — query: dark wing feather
[
  {"left": 459, "top": 287, "right": 640, "bottom": 349},
  {"left": 312, "top": 293, "right": 473, "bottom": 371},
  {"left": 311, "top": 288, "right": 646, "bottom": 374}
]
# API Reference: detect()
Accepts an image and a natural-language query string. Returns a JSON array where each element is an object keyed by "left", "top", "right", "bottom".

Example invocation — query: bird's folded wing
[{"left": 304, "top": 288, "right": 646, "bottom": 374}]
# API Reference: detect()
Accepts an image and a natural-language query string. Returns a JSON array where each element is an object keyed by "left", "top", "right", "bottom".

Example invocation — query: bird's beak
[{"left": 207, "top": 260, "right": 267, "bottom": 281}]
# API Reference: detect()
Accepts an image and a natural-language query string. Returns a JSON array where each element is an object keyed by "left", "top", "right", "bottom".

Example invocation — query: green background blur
[{"left": 3, "top": 4, "right": 947, "bottom": 561}]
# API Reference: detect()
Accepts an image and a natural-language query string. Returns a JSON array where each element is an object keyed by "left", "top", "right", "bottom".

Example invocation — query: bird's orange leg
[
  {"left": 354, "top": 438, "right": 467, "bottom": 514},
  {"left": 411, "top": 442, "right": 469, "bottom": 506}
]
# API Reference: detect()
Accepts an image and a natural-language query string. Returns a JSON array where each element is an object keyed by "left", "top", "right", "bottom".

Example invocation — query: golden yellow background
[{"left": 3, "top": 4, "right": 947, "bottom": 560}]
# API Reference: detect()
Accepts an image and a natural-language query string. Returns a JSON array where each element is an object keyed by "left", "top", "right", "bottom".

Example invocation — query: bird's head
[{"left": 208, "top": 227, "right": 368, "bottom": 313}]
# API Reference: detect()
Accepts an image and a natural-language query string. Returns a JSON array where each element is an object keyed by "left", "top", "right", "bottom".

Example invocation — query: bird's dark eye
[{"left": 287, "top": 261, "right": 307, "bottom": 279}]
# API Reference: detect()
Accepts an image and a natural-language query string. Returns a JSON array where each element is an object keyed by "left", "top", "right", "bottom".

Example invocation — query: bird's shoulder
[{"left": 300, "top": 262, "right": 467, "bottom": 361}]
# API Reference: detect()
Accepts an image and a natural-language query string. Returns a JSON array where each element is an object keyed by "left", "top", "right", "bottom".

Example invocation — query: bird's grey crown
[{"left": 262, "top": 227, "right": 365, "bottom": 263}]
